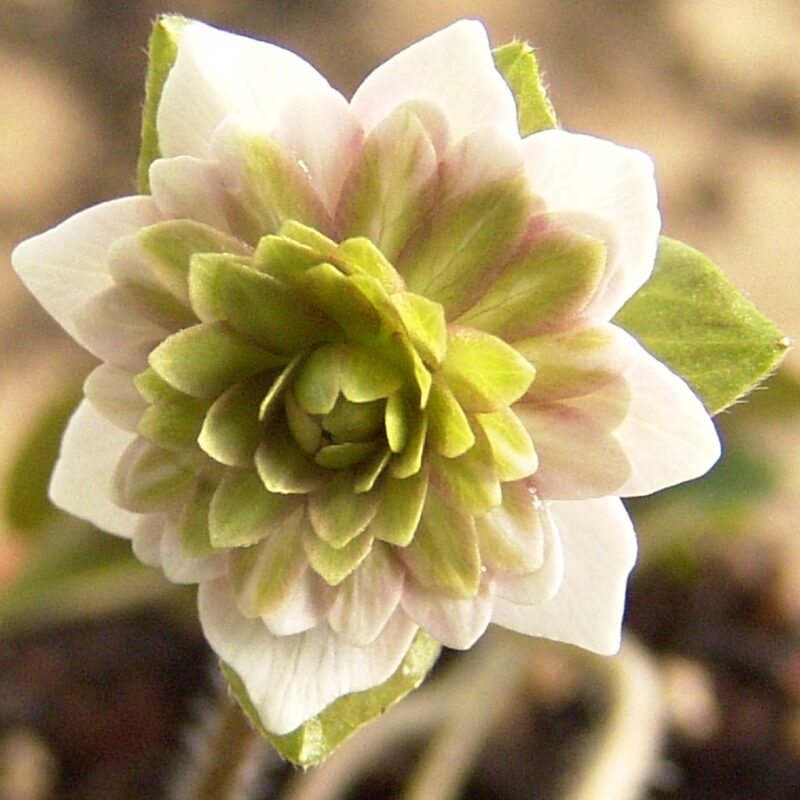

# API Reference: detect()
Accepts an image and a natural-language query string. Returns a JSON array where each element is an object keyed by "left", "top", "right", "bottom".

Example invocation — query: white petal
[
  {"left": 11, "top": 197, "right": 161, "bottom": 347},
  {"left": 492, "top": 502, "right": 564, "bottom": 605},
  {"left": 131, "top": 513, "right": 165, "bottom": 569},
  {"left": 83, "top": 364, "right": 147, "bottom": 431},
  {"left": 351, "top": 20, "right": 519, "bottom": 143},
  {"left": 199, "top": 578, "right": 418, "bottom": 735},
  {"left": 157, "top": 21, "right": 342, "bottom": 160},
  {"left": 262, "top": 568, "right": 335, "bottom": 637},
  {"left": 159, "top": 522, "right": 227, "bottom": 584},
  {"left": 327, "top": 543, "right": 405, "bottom": 646},
  {"left": 272, "top": 84, "right": 363, "bottom": 217},
  {"left": 521, "top": 130, "right": 660, "bottom": 318},
  {"left": 614, "top": 332, "right": 721, "bottom": 496},
  {"left": 150, "top": 156, "right": 234, "bottom": 232},
  {"left": 401, "top": 578, "right": 493, "bottom": 650},
  {"left": 491, "top": 497, "right": 637, "bottom": 655},
  {"left": 49, "top": 399, "right": 140, "bottom": 538}
]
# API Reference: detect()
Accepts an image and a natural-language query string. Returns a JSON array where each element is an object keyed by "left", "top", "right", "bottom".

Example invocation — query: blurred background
[{"left": 0, "top": 1, "right": 798, "bottom": 798}]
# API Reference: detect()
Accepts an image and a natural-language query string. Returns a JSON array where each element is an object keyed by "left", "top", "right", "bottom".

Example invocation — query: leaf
[
  {"left": 614, "top": 237, "right": 790, "bottom": 414},
  {"left": 493, "top": 40, "right": 558, "bottom": 137},
  {"left": 221, "top": 629, "right": 441, "bottom": 767},
  {"left": 137, "top": 15, "right": 188, "bottom": 193}
]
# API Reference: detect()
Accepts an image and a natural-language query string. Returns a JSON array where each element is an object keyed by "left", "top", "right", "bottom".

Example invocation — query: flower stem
[{"left": 169, "top": 686, "right": 271, "bottom": 800}]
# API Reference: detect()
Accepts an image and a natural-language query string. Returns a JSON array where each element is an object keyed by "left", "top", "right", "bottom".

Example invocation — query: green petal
[
  {"left": 228, "top": 507, "right": 309, "bottom": 617},
  {"left": 339, "top": 343, "right": 403, "bottom": 403},
  {"left": 365, "top": 467, "right": 429, "bottom": 547},
  {"left": 134, "top": 367, "right": 184, "bottom": 404},
  {"left": 456, "top": 230, "right": 607, "bottom": 340},
  {"left": 426, "top": 376, "right": 475, "bottom": 458},
  {"left": 389, "top": 412, "right": 428, "bottom": 479},
  {"left": 401, "top": 483, "right": 481, "bottom": 597},
  {"left": 303, "top": 529, "right": 374, "bottom": 586},
  {"left": 137, "top": 393, "right": 208, "bottom": 453},
  {"left": 393, "top": 292, "right": 447, "bottom": 367},
  {"left": 259, "top": 355, "right": 302, "bottom": 422},
  {"left": 226, "top": 629, "right": 440, "bottom": 767},
  {"left": 177, "top": 473, "right": 217, "bottom": 557},
  {"left": 475, "top": 408, "right": 538, "bottom": 481},
  {"left": 198, "top": 376, "right": 269, "bottom": 466},
  {"left": 215, "top": 127, "right": 332, "bottom": 239},
  {"left": 149, "top": 322, "right": 285, "bottom": 400},
  {"left": 399, "top": 176, "right": 534, "bottom": 316},
  {"left": 333, "top": 237, "right": 404, "bottom": 293},
  {"left": 284, "top": 388, "right": 324, "bottom": 454},
  {"left": 208, "top": 469, "right": 301, "bottom": 548},
  {"left": 189, "top": 253, "right": 335, "bottom": 354},
  {"left": 137, "top": 15, "right": 188, "bottom": 192},
  {"left": 353, "top": 448, "right": 392, "bottom": 494},
  {"left": 138, "top": 220, "right": 249, "bottom": 304},
  {"left": 440, "top": 328, "right": 536, "bottom": 412},
  {"left": 322, "top": 397, "right": 385, "bottom": 443},
  {"left": 384, "top": 392, "right": 410, "bottom": 453},
  {"left": 492, "top": 40, "right": 558, "bottom": 137},
  {"left": 293, "top": 344, "right": 343, "bottom": 415},
  {"left": 253, "top": 233, "right": 330, "bottom": 283},
  {"left": 430, "top": 432, "right": 502, "bottom": 516},
  {"left": 475, "top": 480, "right": 544, "bottom": 574},
  {"left": 314, "top": 441, "right": 378, "bottom": 469},
  {"left": 614, "top": 236, "right": 791, "bottom": 414},
  {"left": 255, "top": 433, "right": 328, "bottom": 494},
  {"left": 111, "top": 437, "right": 196, "bottom": 513},
  {"left": 307, "top": 472, "right": 382, "bottom": 548},
  {"left": 337, "top": 104, "right": 439, "bottom": 263}
]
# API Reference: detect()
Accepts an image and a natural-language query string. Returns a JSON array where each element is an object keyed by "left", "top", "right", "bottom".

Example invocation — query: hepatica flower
[{"left": 13, "top": 18, "right": 725, "bottom": 746}]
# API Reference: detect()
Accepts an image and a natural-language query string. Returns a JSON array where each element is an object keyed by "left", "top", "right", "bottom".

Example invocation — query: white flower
[{"left": 12, "top": 19, "right": 720, "bottom": 736}]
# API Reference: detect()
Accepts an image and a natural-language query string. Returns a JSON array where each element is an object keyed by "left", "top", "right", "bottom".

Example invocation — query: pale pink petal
[
  {"left": 49, "top": 400, "right": 140, "bottom": 538},
  {"left": 351, "top": 20, "right": 518, "bottom": 143},
  {"left": 131, "top": 513, "right": 165, "bottom": 569},
  {"left": 492, "top": 501, "right": 564, "bottom": 604},
  {"left": 149, "top": 156, "right": 235, "bottom": 232},
  {"left": 327, "top": 543, "right": 405, "bottom": 646},
  {"left": 515, "top": 393, "right": 632, "bottom": 500},
  {"left": 11, "top": 197, "right": 161, "bottom": 347},
  {"left": 83, "top": 364, "right": 147, "bottom": 432},
  {"left": 199, "top": 578, "right": 418, "bottom": 735},
  {"left": 262, "top": 568, "right": 335, "bottom": 637},
  {"left": 272, "top": 85, "right": 364, "bottom": 217},
  {"left": 613, "top": 332, "right": 721, "bottom": 496},
  {"left": 401, "top": 577, "right": 493, "bottom": 649},
  {"left": 521, "top": 130, "right": 660, "bottom": 318},
  {"left": 159, "top": 522, "right": 227, "bottom": 584},
  {"left": 492, "top": 497, "right": 637, "bottom": 655},
  {"left": 157, "top": 21, "right": 343, "bottom": 160}
]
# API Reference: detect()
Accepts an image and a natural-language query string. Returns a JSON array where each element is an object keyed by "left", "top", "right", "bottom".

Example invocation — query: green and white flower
[{"left": 13, "top": 19, "right": 721, "bottom": 738}]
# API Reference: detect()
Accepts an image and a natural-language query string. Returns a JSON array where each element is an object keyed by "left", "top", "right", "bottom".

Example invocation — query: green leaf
[
  {"left": 137, "top": 15, "right": 188, "bottom": 193},
  {"left": 222, "top": 629, "right": 441, "bottom": 767},
  {"left": 614, "top": 237, "right": 790, "bottom": 414},
  {"left": 493, "top": 40, "right": 558, "bottom": 137}
]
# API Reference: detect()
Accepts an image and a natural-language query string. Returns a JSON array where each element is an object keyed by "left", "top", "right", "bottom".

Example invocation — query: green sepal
[
  {"left": 137, "top": 14, "right": 188, "bottom": 193},
  {"left": 614, "top": 237, "right": 790, "bottom": 414},
  {"left": 456, "top": 230, "right": 607, "bottom": 340},
  {"left": 401, "top": 483, "right": 481, "bottom": 597},
  {"left": 440, "top": 328, "right": 536, "bottom": 412},
  {"left": 208, "top": 469, "right": 301, "bottom": 548},
  {"left": 228, "top": 507, "right": 308, "bottom": 617},
  {"left": 221, "top": 629, "right": 441, "bottom": 767},
  {"left": 303, "top": 529, "right": 374, "bottom": 586},
  {"left": 399, "top": 176, "right": 534, "bottom": 316},
  {"left": 365, "top": 467, "right": 429, "bottom": 547},
  {"left": 493, "top": 40, "right": 558, "bottom": 136},
  {"left": 148, "top": 322, "right": 285, "bottom": 400},
  {"left": 307, "top": 471, "right": 382, "bottom": 547}
]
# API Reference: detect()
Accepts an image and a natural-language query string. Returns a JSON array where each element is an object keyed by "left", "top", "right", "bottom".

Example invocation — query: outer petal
[
  {"left": 262, "top": 568, "right": 335, "bottom": 637},
  {"left": 401, "top": 578, "right": 493, "bottom": 650},
  {"left": 351, "top": 20, "right": 519, "bottom": 143},
  {"left": 49, "top": 400, "right": 140, "bottom": 538},
  {"left": 11, "top": 197, "right": 161, "bottom": 347},
  {"left": 521, "top": 130, "right": 660, "bottom": 318},
  {"left": 613, "top": 331, "right": 721, "bottom": 496},
  {"left": 491, "top": 497, "right": 637, "bottom": 655},
  {"left": 159, "top": 521, "right": 227, "bottom": 584},
  {"left": 157, "top": 21, "right": 344, "bottom": 160},
  {"left": 83, "top": 364, "right": 147, "bottom": 432},
  {"left": 199, "top": 577, "right": 418, "bottom": 735}
]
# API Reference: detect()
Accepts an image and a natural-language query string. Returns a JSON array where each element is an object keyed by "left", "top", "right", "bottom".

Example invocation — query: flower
[{"left": 12, "top": 18, "right": 720, "bottom": 736}]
